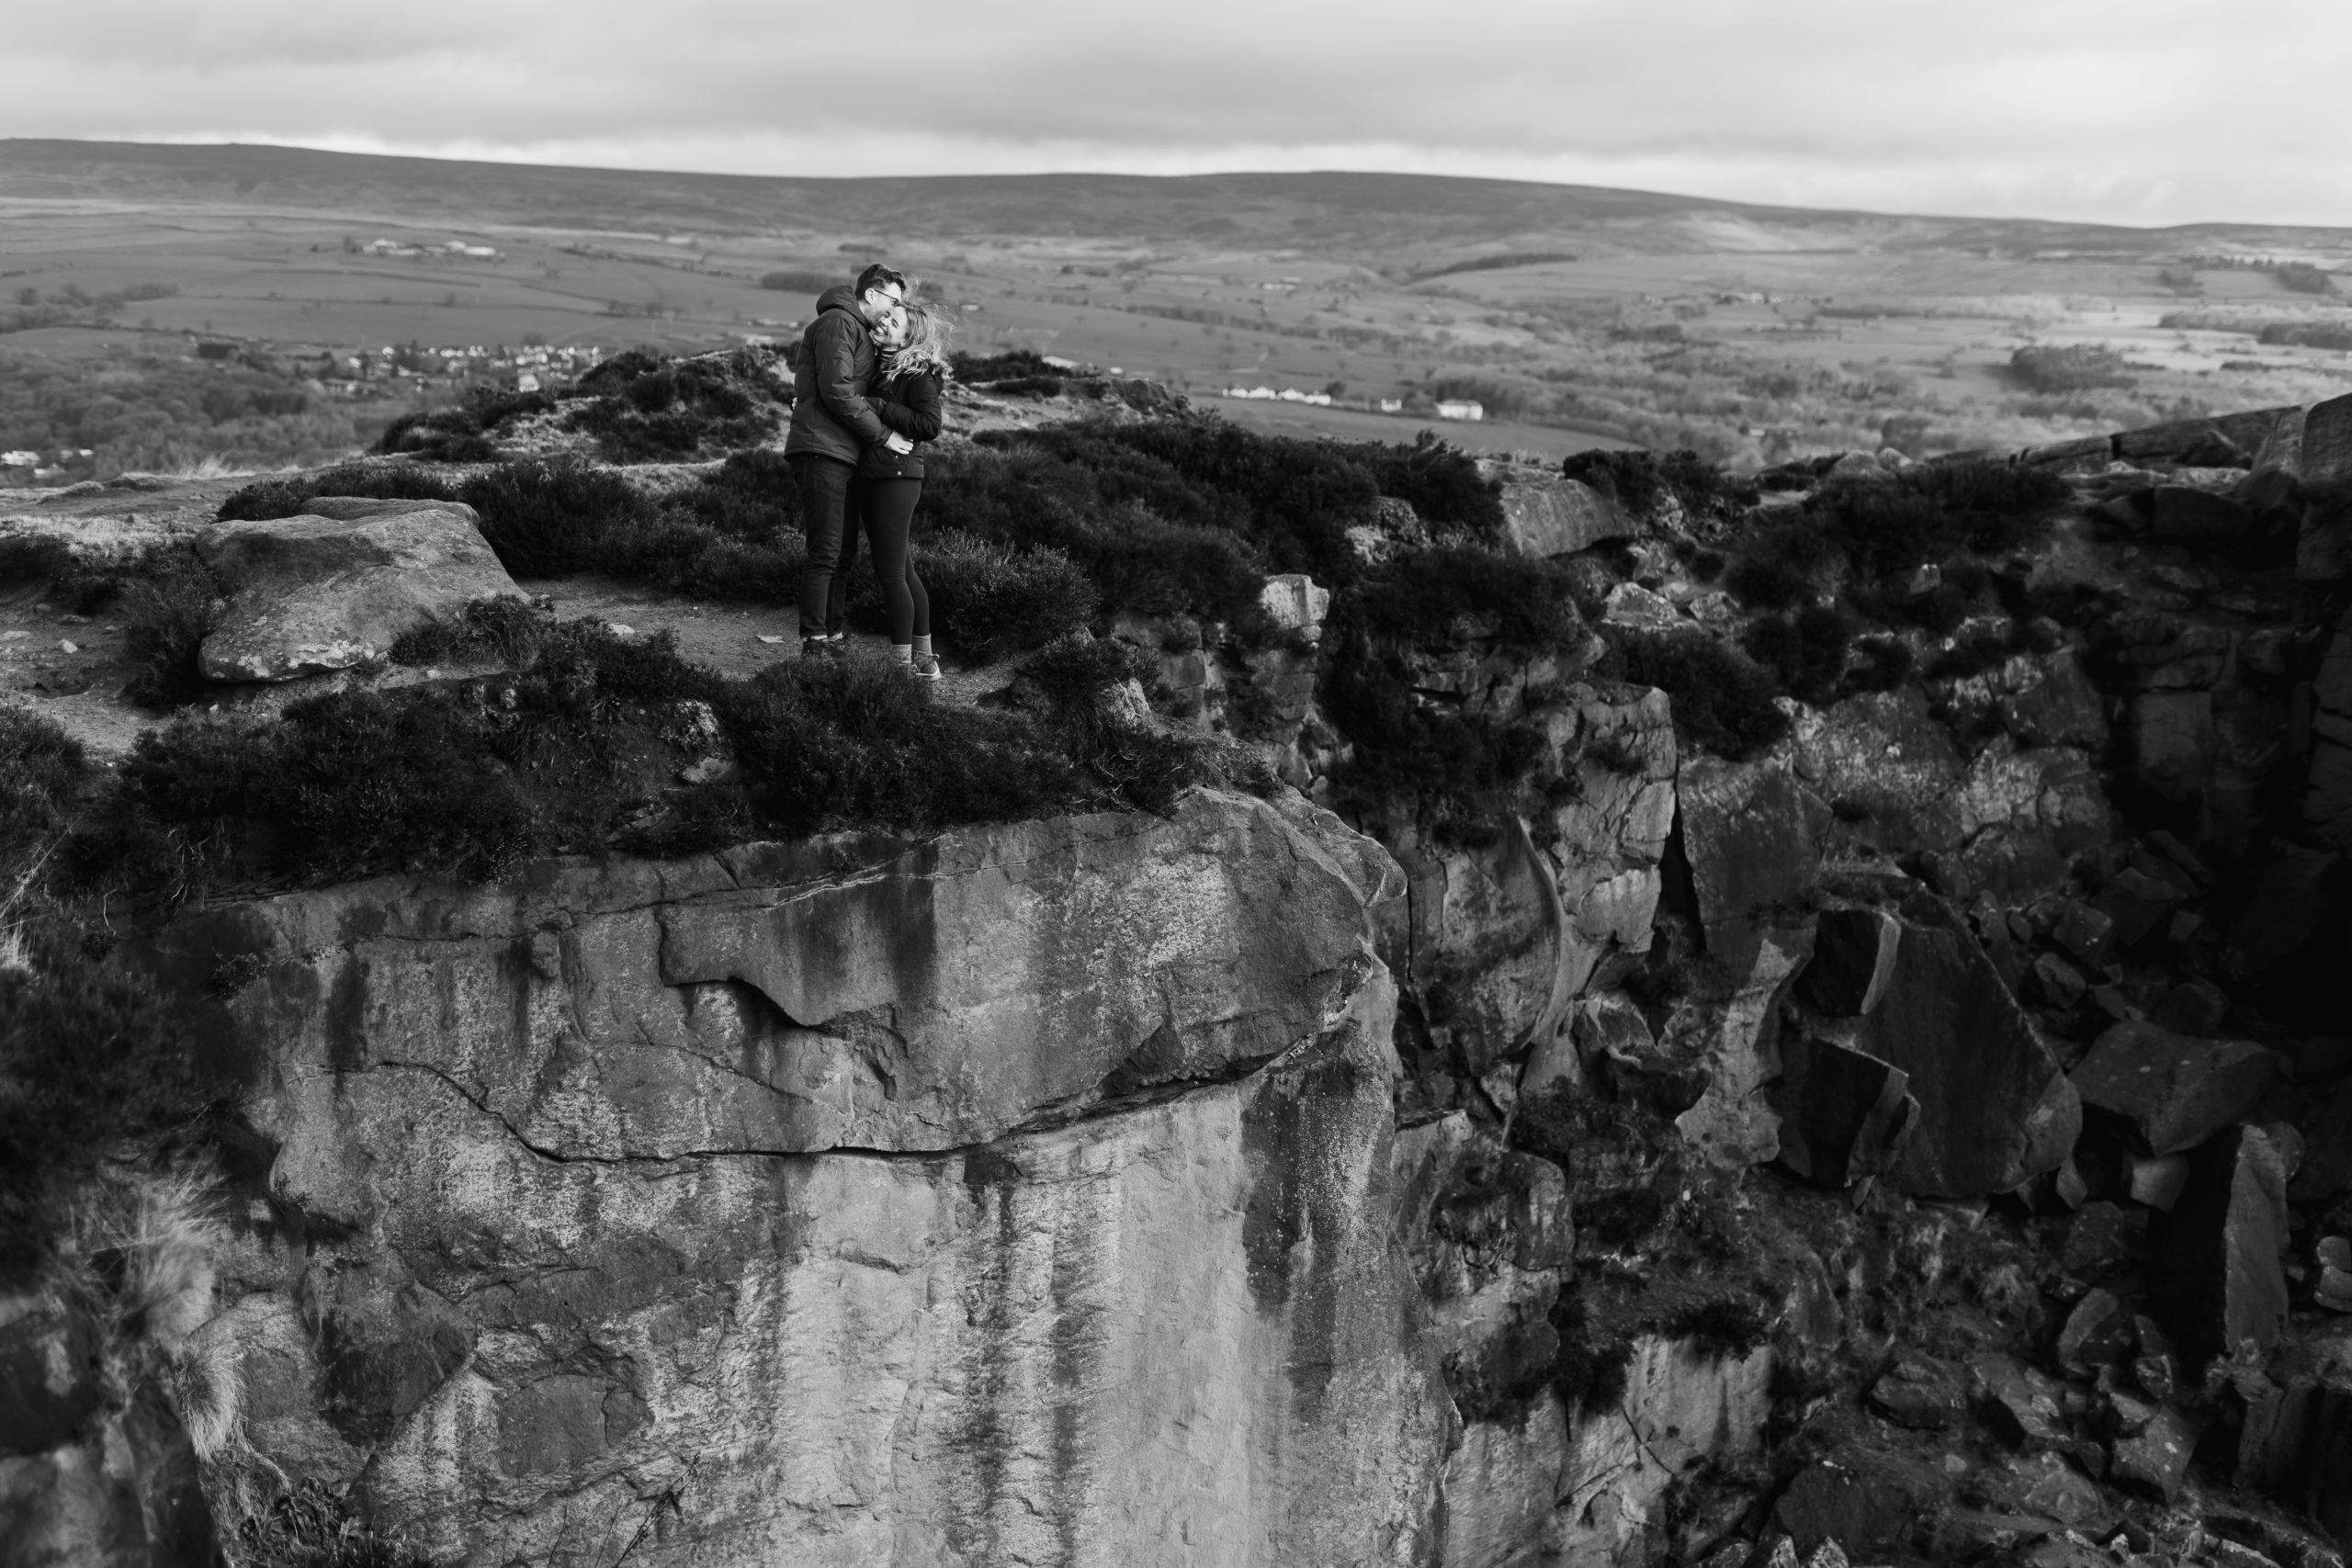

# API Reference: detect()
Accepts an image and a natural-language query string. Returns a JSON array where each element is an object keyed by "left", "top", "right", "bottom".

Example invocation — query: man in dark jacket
[{"left": 786, "top": 264, "right": 912, "bottom": 652}]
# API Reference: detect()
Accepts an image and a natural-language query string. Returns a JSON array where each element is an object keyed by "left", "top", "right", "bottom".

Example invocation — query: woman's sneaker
[{"left": 909, "top": 652, "right": 944, "bottom": 682}]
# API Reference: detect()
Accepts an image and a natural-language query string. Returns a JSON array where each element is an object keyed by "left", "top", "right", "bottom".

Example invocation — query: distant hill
[{"left": 6, "top": 139, "right": 2350, "bottom": 264}]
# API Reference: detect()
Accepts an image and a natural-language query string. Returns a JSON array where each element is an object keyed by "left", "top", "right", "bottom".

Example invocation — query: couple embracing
[{"left": 783, "top": 263, "right": 952, "bottom": 678}]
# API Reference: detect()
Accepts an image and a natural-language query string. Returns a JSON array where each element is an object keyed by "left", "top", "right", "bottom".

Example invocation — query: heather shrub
[
  {"left": 901, "top": 531, "right": 1097, "bottom": 660},
  {"left": 1741, "top": 604, "right": 1852, "bottom": 705},
  {"left": 120, "top": 547, "right": 229, "bottom": 710},
  {"left": 1564, "top": 446, "right": 1743, "bottom": 521},
  {"left": 387, "top": 596, "right": 548, "bottom": 667},
  {"left": 1340, "top": 543, "right": 1582, "bottom": 647},
  {"left": 565, "top": 347, "right": 781, "bottom": 462},
  {"left": 0, "top": 708, "right": 84, "bottom": 863},
  {"left": 1072, "top": 418, "right": 1380, "bottom": 585},
  {"left": 1600, "top": 628, "right": 1789, "bottom": 760},
  {"left": 0, "top": 923, "right": 241, "bottom": 1273},
  {"left": 217, "top": 463, "right": 459, "bottom": 522},
  {"left": 718, "top": 657, "right": 1080, "bottom": 838},
  {"left": 1340, "top": 429, "right": 1502, "bottom": 537},
  {"left": 457, "top": 457, "right": 650, "bottom": 577},
  {"left": 928, "top": 442, "right": 1263, "bottom": 620},
  {"left": 1664, "top": 1294, "right": 1772, "bottom": 1358},
  {"left": 1320, "top": 542, "right": 1588, "bottom": 838},
  {"left": 1846, "top": 635, "right": 1916, "bottom": 694},
  {"left": 1724, "top": 521, "right": 1838, "bottom": 609},
  {"left": 1810, "top": 458, "right": 2067, "bottom": 582},
  {"left": 375, "top": 386, "right": 555, "bottom": 462}
]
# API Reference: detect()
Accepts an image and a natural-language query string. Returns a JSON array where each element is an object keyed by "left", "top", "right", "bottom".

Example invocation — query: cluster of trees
[
  {"left": 1, "top": 282, "right": 180, "bottom": 334},
  {"left": 0, "top": 350, "right": 399, "bottom": 477}
]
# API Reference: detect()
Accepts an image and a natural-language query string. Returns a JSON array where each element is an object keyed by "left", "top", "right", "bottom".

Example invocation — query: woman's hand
[{"left": 883, "top": 432, "right": 914, "bottom": 455}]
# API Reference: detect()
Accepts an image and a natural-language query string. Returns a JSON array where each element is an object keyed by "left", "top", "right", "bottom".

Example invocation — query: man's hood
[{"left": 815, "top": 283, "right": 864, "bottom": 320}]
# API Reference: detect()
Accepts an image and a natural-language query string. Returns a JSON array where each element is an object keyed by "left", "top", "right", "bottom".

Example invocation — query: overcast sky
[{"left": 8, "top": 0, "right": 2349, "bottom": 228}]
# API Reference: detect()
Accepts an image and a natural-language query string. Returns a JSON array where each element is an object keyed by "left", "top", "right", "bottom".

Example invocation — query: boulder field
[{"left": 9, "top": 391, "right": 2352, "bottom": 1568}]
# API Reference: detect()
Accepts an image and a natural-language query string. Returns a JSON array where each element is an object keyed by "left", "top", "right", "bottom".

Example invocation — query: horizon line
[{"left": 6, "top": 135, "right": 2350, "bottom": 238}]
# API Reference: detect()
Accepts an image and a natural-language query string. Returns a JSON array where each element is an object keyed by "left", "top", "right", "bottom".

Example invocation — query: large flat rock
[{"left": 195, "top": 502, "right": 519, "bottom": 682}]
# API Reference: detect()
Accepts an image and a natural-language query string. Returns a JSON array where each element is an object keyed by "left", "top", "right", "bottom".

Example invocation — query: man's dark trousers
[{"left": 793, "top": 454, "right": 862, "bottom": 638}]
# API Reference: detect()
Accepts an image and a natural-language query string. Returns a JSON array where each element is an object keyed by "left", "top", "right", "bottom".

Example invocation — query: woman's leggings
[{"left": 846, "top": 477, "right": 930, "bottom": 643}]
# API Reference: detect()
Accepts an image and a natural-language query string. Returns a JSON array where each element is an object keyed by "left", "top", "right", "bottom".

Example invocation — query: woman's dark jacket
[{"left": 858, "top": 366, "right": 944, "bottom": 479}]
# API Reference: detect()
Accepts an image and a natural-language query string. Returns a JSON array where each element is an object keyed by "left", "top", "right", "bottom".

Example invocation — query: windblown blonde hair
[{"left": 884, "top": 301, "right": 956, "bottom": 381}]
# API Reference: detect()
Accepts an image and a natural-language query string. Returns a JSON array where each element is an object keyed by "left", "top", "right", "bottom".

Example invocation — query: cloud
[{"left": 6, "top": 0, "right": 2348, "bottom": 224}]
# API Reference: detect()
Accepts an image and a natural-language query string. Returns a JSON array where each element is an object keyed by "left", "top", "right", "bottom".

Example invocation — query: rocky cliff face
[
  {"left": 12, "top": 393, "right": 2352, "bottom": 1568},
  {"left": 105, "top": 790, "right": 1449, "bottom": 1565}
]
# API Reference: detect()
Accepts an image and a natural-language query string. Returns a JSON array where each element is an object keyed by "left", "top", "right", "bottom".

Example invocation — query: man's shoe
[
  {"left": 909, "top": 652, "right": 944, "bottom": 682},
  {"left": 800, "top": 637, "right": 843, "bottom": 660}
]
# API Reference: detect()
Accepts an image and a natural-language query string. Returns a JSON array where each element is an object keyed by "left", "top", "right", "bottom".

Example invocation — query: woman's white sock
[{"left": 892, "top": 644, "right": 913, "bottom": 664}]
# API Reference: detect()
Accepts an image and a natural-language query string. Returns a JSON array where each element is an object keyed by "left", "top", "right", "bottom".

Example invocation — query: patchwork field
[{"left": 5, "top": 139, "right": 2352, "bottom": 477}]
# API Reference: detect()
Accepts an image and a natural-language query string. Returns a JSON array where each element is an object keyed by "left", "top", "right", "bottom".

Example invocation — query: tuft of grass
[{"left": 235, "top": 1481, "right": 434, "bottom": 1568}]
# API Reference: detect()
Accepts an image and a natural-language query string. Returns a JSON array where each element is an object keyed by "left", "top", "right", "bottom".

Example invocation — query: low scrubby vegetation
[
  {"left": 1563, "top": 446, "right": 1747, "bottom": 522},
  {"left": 2008, "top": 344, "right": 2135, "bottom": 394},
  {"left": 374, "top": 387, "right": 555, "bottom": 462},
  {"left": 62, "top": 615, "right": 1238, "bottom": 901},
  {"left": 1323, "top": 546, "right": 1588, "bottom": 837},
  {"left": 0, "top": 711, "right": 245, "bottom": 1272},
  {"left": 1600, "top": 628, "right": 1791, "bottom": 760},
  {"left": 563, "top": 346, "right": 784, "bottom": 462},
  {"left": 217, "top": 454, "right": 1093, "bottom": 663}
]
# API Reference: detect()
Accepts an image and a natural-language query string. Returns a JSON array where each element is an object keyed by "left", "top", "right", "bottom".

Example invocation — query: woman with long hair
[{"left": 854, "top": 299, "right": 953, "bottom": 679}]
